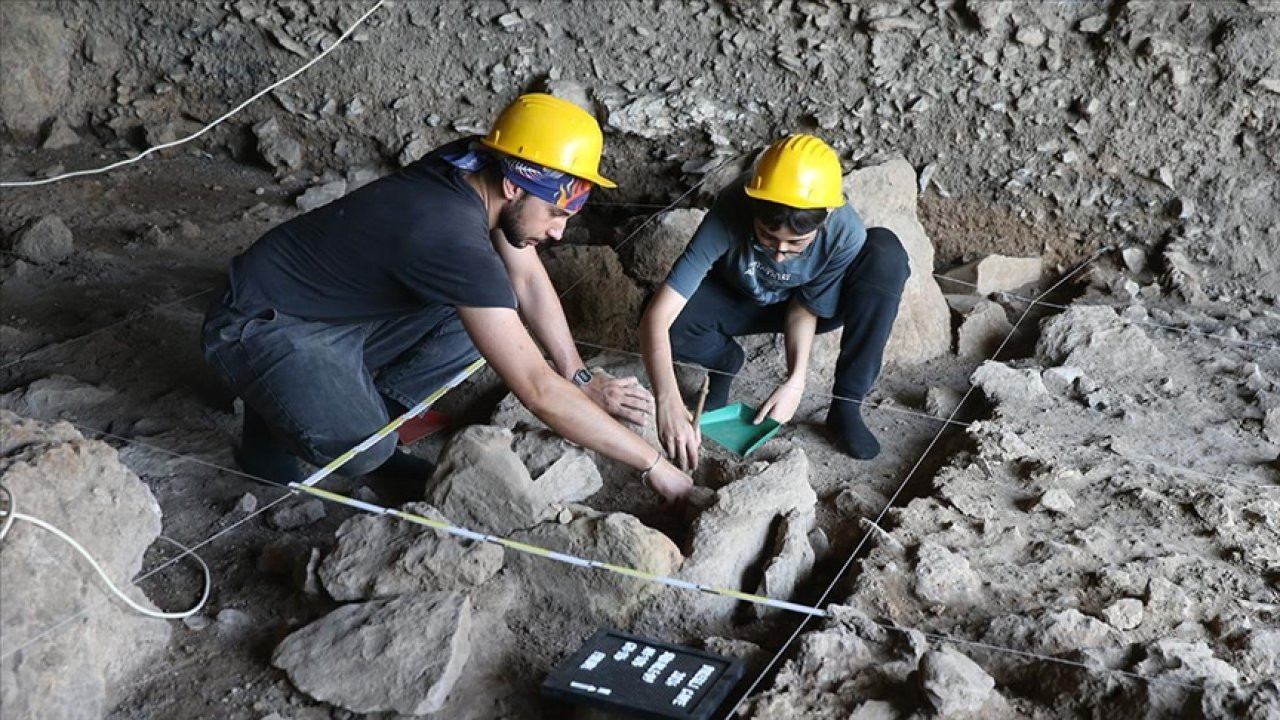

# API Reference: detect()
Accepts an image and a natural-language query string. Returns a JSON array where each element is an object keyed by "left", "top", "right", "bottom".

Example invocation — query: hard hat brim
[
  {"left": 743, "top": 184, "right": 844, "bottom": 209},
  {"left": 479, "top": 137, "right": 617, "bottom": 190}
]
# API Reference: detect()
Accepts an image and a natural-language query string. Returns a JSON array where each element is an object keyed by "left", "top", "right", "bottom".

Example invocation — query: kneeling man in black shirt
[{"left": 203, "top": 94, "right": 693, "bottom": 503}]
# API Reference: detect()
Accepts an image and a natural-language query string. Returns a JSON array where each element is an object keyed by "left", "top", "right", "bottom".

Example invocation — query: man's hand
[
  {"left": 582, "top": 371, "right": 655, "bottom": 424},
  {"left": 754, "top": 379, "right": 804, "bottom": 425},
  {"left": 644, "top": 457, "right": 694, "bottom": 504},
  {"left": 657, "top": 397, "right": 701, "bottom": 471}
]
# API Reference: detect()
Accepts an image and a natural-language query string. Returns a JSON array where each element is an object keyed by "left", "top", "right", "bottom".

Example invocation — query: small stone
[
  {"left": 235, "top": 492, "right": 258, "bottom": 514},
  {"left": 1122, "top": 247, "right": 1148, "bottom": 274},
  {"left": 182, "top": 614, "right": 211, "bottom": 631},
  {"left": 295, "top": 180, "right": 347, "bottom": 212},
  {"left": 1079, "top": 14, "right": 1108, "bottom": 33},
  {"left": 176, "top": 220, "right": 201, "bottom": 239},
  {"left": 268, "top": 499, "right": 326, "bottom": 530},
  {"left": 1037, "top": 488, "right": 1075, "bottom": 513},
  {"left": 496, "top": 11, "right": 522, "bottom": 29},
  {"left": 10, "top": 215, "right": 74, "bottom": 264},
  {"left": 926, "top": 386, "right": 964, "bottom": 419},
  {"left": 920, "top": 647, "right": 996, "bottom": 714},
  {"left": 1102, "top": 598, "right": 1145, "bottom": 630},
  {"left": 41, "top": 118, "right": 80, "bottom": 150},
  {"left": 557, "top": 507, "right": 573, "bottom": 524},
  {"left": 216, "top": 608, "right": 254, "bottom": 634},
  {"left": 1015, "top": 26, "right": 1047, "bottom": 48},
  {"left": 138, "top": 225, "right": 171, "bottom": 249}
]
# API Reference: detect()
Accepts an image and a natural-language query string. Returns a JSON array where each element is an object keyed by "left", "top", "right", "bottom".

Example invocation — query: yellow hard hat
[
  {"left": 744, "top": 134, "right": 845, "bottom": 209},
  {"left": 480, "top": 93, "right": 616, "bottom": 188}
]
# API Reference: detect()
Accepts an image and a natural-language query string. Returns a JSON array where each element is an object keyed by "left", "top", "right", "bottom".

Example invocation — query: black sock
[
  {"left": 368, "top": 450, "right": 437, "bottom": 505},
  {"left": 826, "top": 400, "right": 880, "bottom": 460},
  {"left": 705, "top": 371, "right": 734, "bottom": 411},
  {"left": 237, "top": 406, "right": 305, "bottom": 485}
]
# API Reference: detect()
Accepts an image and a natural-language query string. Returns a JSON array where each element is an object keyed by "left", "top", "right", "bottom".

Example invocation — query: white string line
[
  {"left": 725, "top": 246, "right": 1112, "bottom": 716},
  {"left": 0, "top": 1, "right": 387, "bottom": 188},
  {"left": 934, "top": 274, "right": 1280, "bottom": 353},
  {"left": 0, "top": 287, "right": 216, "bottom": 372},
  {"left": 60, "top": 422, "right": 1218, "bottom": 697},
  {"left": 572, "top": 339, "right": 973, "bottom": 429}
]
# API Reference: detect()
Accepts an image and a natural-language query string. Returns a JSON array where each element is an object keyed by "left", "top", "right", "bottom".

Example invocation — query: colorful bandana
[{"left": 441, "top": 143, "right": 592, "bottom": 213}]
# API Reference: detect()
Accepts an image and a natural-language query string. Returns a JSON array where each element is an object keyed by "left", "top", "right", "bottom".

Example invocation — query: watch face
[{"left": 574, "top": 368, "right": 593, "bottom": 386}]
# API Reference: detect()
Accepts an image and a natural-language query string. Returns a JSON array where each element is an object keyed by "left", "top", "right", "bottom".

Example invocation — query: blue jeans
[
  {"left": 202, "top": 296, "right": 479, "bottom": 475},
  {"left": 669, "top": 227, "right": 910, "bottom": 405}
]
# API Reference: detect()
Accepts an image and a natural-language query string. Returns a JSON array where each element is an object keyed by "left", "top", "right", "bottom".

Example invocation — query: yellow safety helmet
[
  {"left": 744, "top": 134, "right": 845, "bottom": 209},
  {"left": 480, "top": 93, "right": 617, "bottom": 188}
]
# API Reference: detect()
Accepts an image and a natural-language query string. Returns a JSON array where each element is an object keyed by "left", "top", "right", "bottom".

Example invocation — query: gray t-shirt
[{"left": 664, "top": 178, "right": 867, "bottom": 318}]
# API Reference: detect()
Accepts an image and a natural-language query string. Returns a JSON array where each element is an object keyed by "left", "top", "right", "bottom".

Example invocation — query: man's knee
[
  {"left": 315, "top": 433, "right": 397, "bottom": 477},
  {"left": 865, "top": 227, "right": 910, "bottom": 285}
]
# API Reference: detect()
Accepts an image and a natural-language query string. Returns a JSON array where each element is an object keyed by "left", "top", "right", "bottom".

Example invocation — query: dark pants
[
  {"left": 669, "top": 227, "right": 909, "bottom": 405},
  {"left": 201, "top": 297, "right": 478, "bottom": 475}
]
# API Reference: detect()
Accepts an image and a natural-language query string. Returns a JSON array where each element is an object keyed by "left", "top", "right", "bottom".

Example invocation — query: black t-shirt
[{"left": 226, "top": 138, "right": 517, "bottom": 322}]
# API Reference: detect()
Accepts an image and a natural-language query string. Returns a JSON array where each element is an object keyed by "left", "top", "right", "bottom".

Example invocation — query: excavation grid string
[
  {"left": 2, "top": 419, "right": 1214, "bottom": 699},
  {"left": 724, "top": 245, "right": 1113, "bottom": 717}
]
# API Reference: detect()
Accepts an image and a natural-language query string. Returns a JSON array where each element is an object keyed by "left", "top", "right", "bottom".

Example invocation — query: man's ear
[{"left": 500, "top": 176, "right": 524, "bottom": 201}]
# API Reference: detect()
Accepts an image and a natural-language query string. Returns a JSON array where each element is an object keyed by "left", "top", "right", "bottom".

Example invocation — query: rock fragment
[
  {"left": 268, "top": 498, "right": 326, "bottom": 530},
  {"left": 296, "top": 180, "right": 347, "bottom": 212},
  {"left": 9, "top": 215, "right": 74, "bottom": 264},
  {"left": 1102, "top": 598, "right": 1145, "bottom": 630},
  {"left": 940, "top": 254, "right": 1043, "bottom": 295},
  {"left": 920, "top": 647, "right": 996, "bottom": 715},
  {"left": 914, "top": 543, "right": 982, "bottom": 606},
  {"left": 253, "top": 117, "right": 304, "bottom": 174},
  {"left": 40, "top": 118, "right": 79, "bottom": 149},
  {"left": 957, "top": 299, "right": 1013, "bottom": 358},
  {"left": 272, "top": 592, "right": 471, "bottom": 716}
]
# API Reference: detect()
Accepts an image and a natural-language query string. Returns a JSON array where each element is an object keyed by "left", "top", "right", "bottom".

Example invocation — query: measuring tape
[
  {"left": 278, "top": 355, "right": 829, "bottom": 618},
  {"left": 289, "top": 482, "right": 829, "bottom": 618}
]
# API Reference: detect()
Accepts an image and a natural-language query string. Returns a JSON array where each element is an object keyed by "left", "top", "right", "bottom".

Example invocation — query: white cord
[
  {"left": 0, "top": 0, "right": 386, "bottom": 188},
  {"left": 0, "top": 484, "right": 210, "bottom": 620}
]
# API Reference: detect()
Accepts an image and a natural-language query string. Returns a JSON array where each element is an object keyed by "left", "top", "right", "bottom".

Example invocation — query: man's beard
[{"left": 499, "top": 195, "right": 540, "bottom": 249}]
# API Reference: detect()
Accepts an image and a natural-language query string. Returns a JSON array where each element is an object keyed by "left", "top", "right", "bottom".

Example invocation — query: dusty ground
[{"left": 2, "top": 1, "right": 1279, "bottom": 719}]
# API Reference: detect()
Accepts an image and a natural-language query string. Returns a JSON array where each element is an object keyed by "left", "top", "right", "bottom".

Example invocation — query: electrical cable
[{"left": 0, "top": 483, "right": 210, "bottom": 621}]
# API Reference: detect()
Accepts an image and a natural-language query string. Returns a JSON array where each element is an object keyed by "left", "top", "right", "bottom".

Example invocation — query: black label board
[{"left": 541, "top": 629, "right": 744, "bottom": 720}]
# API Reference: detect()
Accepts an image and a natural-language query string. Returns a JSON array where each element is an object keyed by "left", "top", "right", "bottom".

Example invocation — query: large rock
[
  {"left": 842, "top": 156, "right": 951, "bottom": 366},
  {"left": 617, "top": 208, "right": 706, "bottom": 288},
  {"left": 1037, "top": 306, "right": 1165, "bottom": 377},
  {"left": 940, "top": 255, "right": 1043, "bottom": 296},
  {"left": 0, "top": 411, "right": 170, "bottom": 720},
  {"left": 319, "top": 502, "right": 504, "bottom": 602},
  {"left": 9, "top": 215, "right": 74, "bottom": 264},
  {"left": 657, "top": 448, "right": 818, "bottom": 627},
  {"left": 0, "top": 4, "right": 71, "bottom": 135},
  {"left": 426, "top": 426, "right": 602, "bottom": 535},
  {"left": 272, "top": 591, "right": 471, "bottom": 716},
  {"left": 542, "top": 244, "right": 646, "bottom": 351},
  {"left": 752, "top": 507, "right": 816, "bottom": 618},
  {"left": 507, "top": 510, "right": 682, "bottom": 625}
]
